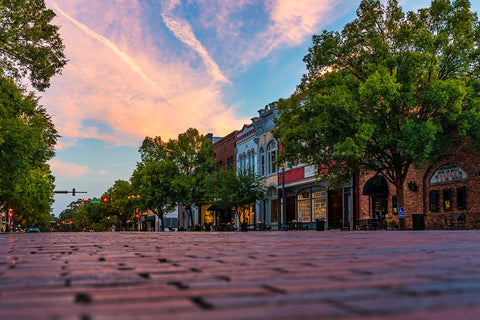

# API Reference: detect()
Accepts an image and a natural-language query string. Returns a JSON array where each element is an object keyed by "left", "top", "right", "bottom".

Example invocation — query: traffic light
[
  {"left": 82, "top": 198, "right": 88, "bottom": 203},
  {"left": 102, "top": 197, "right": 109, "bottom": 203}
]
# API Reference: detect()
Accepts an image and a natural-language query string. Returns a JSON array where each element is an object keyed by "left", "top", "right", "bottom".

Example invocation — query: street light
[{"left": 279, "top": 162, "right": 286, "bottom": 230}]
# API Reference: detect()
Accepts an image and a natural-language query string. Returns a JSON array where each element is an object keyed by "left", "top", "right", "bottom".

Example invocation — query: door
[{"left": 328, "top": 190, "right": 342, "bottom": 229}]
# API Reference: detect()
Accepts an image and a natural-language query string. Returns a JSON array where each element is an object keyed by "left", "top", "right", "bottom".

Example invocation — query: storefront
[{"left": 358, "top": 148, "right": 480, "bottom": 229}]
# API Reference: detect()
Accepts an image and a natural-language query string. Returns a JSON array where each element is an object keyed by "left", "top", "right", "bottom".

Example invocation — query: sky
[{"left": 43, "top": 0, "right": 480, "bottom": 216}]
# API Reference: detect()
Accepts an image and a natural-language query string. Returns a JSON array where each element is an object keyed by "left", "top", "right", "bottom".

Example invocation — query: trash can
[
  {"left": 412, "top": 214, "right": 425, "bottom": 230},
  {"left": 315, "top": 219, "right": 325, "bottom": 231}
]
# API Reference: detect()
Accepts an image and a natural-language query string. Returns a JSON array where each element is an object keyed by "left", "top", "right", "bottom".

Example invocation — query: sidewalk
[{"left": 1, "top": 231, "right": 479, "bottom": 319}]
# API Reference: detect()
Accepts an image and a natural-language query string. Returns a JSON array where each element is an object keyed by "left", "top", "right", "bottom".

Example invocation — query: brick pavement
[{"left": 1, "top": 230, "right": 480, "bottom": 319}]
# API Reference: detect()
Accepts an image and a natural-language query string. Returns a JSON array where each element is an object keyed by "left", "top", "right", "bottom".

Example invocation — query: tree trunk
[{"left": 158, "top": 207, "right": 165, "bottom": 231}]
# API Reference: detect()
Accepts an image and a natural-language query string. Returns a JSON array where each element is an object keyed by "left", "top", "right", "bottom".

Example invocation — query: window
[
  {"left": 429, "top": 190, "right": 439, "bottom": 212},
  {"left": 443, "top": 189, "right": 452, "bottom": 211},
  {"left": 297, "top": 190, "right": 326, "bottom": 222},
  {"left": 250, "top": 150, "right": 255, "bottom": 173},
  {"left": 457, "top": 186, "right": 466, "bottom": 210},
  {"left": 259, "top": 148, "right": 265, "bottom": 175},
  {"left": 267, "top": 140, "right": 277, "bottom": 174}
]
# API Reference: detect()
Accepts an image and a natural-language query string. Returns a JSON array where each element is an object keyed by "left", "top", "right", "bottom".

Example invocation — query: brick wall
[{"left": 359, "top": 148, "right": 480, "bottom": 229}]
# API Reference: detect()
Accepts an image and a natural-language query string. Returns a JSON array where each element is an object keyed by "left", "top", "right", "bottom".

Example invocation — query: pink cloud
[
  {"left": 50, "top": 160, "right": 89, "bottom": 178},
  {"left": 242, "top": 0, "right": 339, "bottom": 64},
  {"left": 43, "top": 0, "right": 245, "bottom": 147}
]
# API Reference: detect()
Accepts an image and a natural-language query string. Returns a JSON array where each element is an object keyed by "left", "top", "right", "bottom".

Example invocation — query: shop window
[
  {"left": 392, "top": 195, "right": 398, "bottom": 215},
  {"left": 457, "top": 186, "right": 466, "bottom": 210},
  {"left": 443, "top": 189, "right": 452, "bottom": 211},
  {"left": 429, "top": 190, "right": 439, "bottom": 212}
]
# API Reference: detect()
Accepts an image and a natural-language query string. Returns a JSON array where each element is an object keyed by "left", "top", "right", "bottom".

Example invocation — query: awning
[{"left": 362, "top": 175, "right": 389, "bottom": 195}]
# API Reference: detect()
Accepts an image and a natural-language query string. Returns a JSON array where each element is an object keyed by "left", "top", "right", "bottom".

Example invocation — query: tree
[
  {"left": 275, "top": 0, "right": 480, "bottom": 226},
  {"left": 210, "top": 169, "right": 265, "bottom": 230},
  {"left": 105, "top": 180, "right": 135, "bottom": 231},
  {"left": 0, "top": 0, "right": 67, "bottom": 91},
  {"left": 131, "top": 160, "right": 178, "bottom": 231},
  {"left": 168, "top": 128, "right": 215, "bottom": 229},
  {"left": 0, "top": 76, "right": 58, "bottom": 227}
]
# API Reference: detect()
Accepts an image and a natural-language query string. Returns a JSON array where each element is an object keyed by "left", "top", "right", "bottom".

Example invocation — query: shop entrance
[
  {"left": 328, "top": 190, "right": 342, "bottom": 229},
  {"left": 286, "top": 196, "right": 296, "bottom": 223},
  {"left": 372, "top": 196, "right": 388, "bottom": 229}
]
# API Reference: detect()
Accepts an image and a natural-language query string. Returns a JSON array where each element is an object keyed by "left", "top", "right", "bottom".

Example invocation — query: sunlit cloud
[
  {"left": 161, "top": 0, "right": 231, "bottom": 85},
  {"left": 43, "top": 0, "right": 245, "bottom": 148},
  {"left": 52, "top": 2, "right": 169, "bottom": 101},
  {"left": 42, "top": 0, "right": 347, "bottom": 150},
  {"left": 242, "top": 0, "right": 339, "bottom": 65},
  {"left": 50, "top": 160, "right": 89, "bottom": 179}
]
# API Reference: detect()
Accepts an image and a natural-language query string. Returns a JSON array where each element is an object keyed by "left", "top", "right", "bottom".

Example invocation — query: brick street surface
[{"left": 1, "top": 231, "right": 480, "bottom": 320}]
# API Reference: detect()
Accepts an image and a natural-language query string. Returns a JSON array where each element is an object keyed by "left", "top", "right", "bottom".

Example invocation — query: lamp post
[{"left": 280, "top": 162, "right": 286, "bottom": 229}]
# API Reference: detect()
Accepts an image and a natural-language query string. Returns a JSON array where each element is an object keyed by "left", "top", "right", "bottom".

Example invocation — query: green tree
[
  {"left": 131, "top": 154, "right": 178, "bottom": 231},
  {"left": 168, "top": 128, "right": 214, "bottom": 228},
  {"left": 275, "top": 0, "right": 480, "bottom": 226},
  {"left": 0, "top": 0, "right": 67, "bottom": 91},
  {"left": 105, "top": 180, "right": 135, "bottom": 231},
  {"left": 0, "top": 76, "right": 58, "bottom": 226},
  {"left": 211, "top": 169, "right": 265, "bottom": 229}
]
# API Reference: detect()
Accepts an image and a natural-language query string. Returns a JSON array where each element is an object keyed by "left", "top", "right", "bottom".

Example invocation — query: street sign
[
  {"left": 90, "top": 200, "right": 101, "bottom": 204},
  {"left": 398, "top": 207, "right": 405, "bottom": 218}
]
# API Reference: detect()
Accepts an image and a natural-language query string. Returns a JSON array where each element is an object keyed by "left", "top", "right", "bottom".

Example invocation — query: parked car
[{"left": 25, "top": 227, "right": 40, "bottom": 233}]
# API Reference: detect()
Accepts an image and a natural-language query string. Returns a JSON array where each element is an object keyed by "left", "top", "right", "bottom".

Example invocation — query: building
[
  {"left": 358, "top": 146, "right": 480, "bottom": 230},
  {"left": 252, "top": 102, "right": 280, "bottom": 230},
  {"left": 236, "top": 123, "right": 258, "bottom": 227}
]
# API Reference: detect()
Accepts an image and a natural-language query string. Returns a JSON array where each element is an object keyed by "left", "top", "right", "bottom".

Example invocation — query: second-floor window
[
  {"left": 267, "top": 140, "right": 277, "bottom": 174},
  {"left": 259, "top": 148, "right": 265, "bottom": 175}
]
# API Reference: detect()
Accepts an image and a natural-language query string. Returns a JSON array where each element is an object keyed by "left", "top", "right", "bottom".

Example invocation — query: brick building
[{"left": 358, "top": 146, "right": 480, "bottom": 229}]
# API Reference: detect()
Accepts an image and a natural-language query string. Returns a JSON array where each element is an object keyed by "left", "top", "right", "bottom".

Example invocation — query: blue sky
[{"left": 43, "top": 0, "right": 480, "bottom": 215}]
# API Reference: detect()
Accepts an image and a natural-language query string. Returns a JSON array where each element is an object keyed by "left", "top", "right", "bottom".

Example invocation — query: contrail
[
  {"left": 161, "top": 0, "right": 230, "bottom": 85},
  {"left": 52, "top": 2, "right": 169, "bottom": 101}
]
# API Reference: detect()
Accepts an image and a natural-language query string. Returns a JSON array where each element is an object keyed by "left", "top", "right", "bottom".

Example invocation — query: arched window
[
  {"left": 267, "top": 140, "right": 277, "bottom": 174},
  {"left": 247, "top": 151, "right": 252, "bottom": 172},
  {"left": 250, "top": 149, "right": 255, "bottom": 173},
  {"left": 259, "top": 148, "right": 265, "bottom": 175}
]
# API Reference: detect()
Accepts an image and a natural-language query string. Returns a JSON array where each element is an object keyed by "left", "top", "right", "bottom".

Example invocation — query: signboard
[
  {"left": 304, "top": 165, "right": 316, "bottom": 178},
  {"left": 398, "top": 207, "right": 405, "bottom": 218},
  {"left": 430, "top": 164, "right": 467, "bottom": 185},
  {"left": 90, "top": 200, "right": 101, "bottom": 204}
]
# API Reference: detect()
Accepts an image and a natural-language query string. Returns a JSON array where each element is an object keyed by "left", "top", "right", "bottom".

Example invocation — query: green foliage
[
  {"left": 104, "top": 180, "right": 135, "bottom": 230},
  {"left": 210, "top": 169, "right": 265, "bottom": 216},
  {"left": 276, "top": 0, "right": 480, "bottom": 206},
  {"left": 167, "top": 128, "right": 215, "bottom": 226},
  {"left": 131, "top": 128, "right": 215, "bottom": 228},
  {"left": 0, "top": 76, "right": 58, "bottom": 228},
  {"left": 0, "top": 0, "right": 67, "bottom": 91}
]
